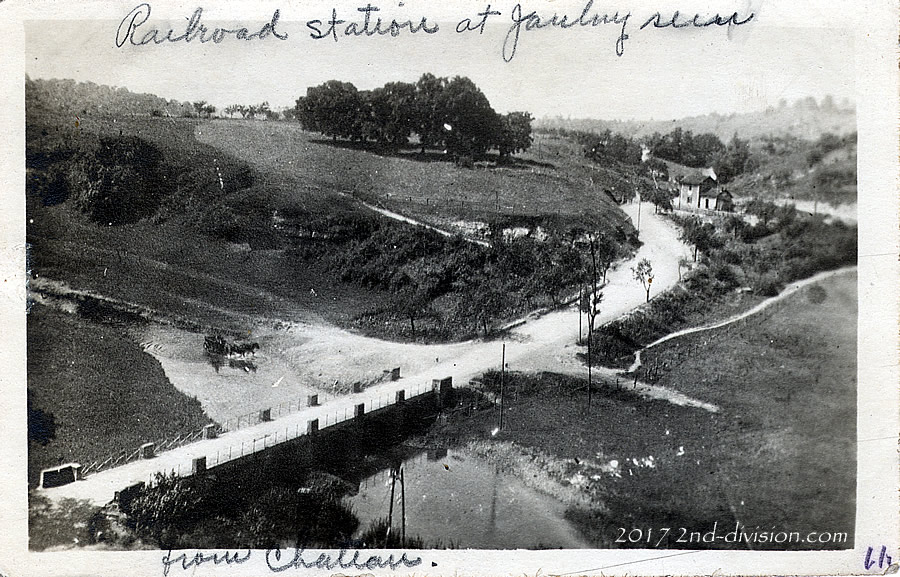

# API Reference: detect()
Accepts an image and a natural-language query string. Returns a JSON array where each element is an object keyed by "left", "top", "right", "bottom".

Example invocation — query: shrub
[
  {"left": 754, "top": 272, "right": 783, "bottom": 296},
  {"left": 66, "top": 136, "right": 165, "bottom": 224}
]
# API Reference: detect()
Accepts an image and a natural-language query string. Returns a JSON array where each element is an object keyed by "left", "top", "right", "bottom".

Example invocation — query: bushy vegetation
[
  {"left": 26, "top": 76, "right": 197, "bottom": 118},
  {"left": 730, "top": 131, "right": 857, "bottom": 206},
  {"left": 111, "top": 471, "right": 360, "bottom": 549},
  {"left": 590, "top": 204, "right": 857, "bottom": 366},
  {"left": 290, "top": 220, "right": 622, "bottom": 340},
  {"left": 538, "top": 126, "right": 752, "bottom": 184},
  {"left": 26, "top": 83, "right": 254, "bottom": 226},
  {"left": 295, "top": 74, "right": 533, "bottom": 160}
]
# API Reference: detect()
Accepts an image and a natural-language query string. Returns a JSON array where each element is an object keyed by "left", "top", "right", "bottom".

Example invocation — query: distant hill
[
  {"left": 26, "top": 76, "right": 195, "bottom": 118},
  {"left": 536, "top": 97, "right": 856, "bottom": 143}
]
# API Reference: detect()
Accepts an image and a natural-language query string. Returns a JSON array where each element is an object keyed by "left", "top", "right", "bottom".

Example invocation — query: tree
[
  {"left": 677, "top": 256, "right": 692, "bottom": 281},
  {"left": 202, "top": 104, "right": 216, "bottom": 118},
  {"left": 745, "top": 198, "right": 780, "bottom": 227},
  {"left": 646, "top": 186, "right": 674, "bottom": 214},
  {"left": 66, "top": 135, "right": 165, "bottom": 225},
  {"left": 464, "top": 266, "right": 505, "bottom": 336},
  {"left": 713, "top": 134, "right": 751, "bottom": 183},
  {"left": 497, "top": 111, "right": 534, "bottom": 158},
  {"left": 591, "top": 233, "right": 617, "bottom": 284},
  {"left": 192, "top": 100, "right": 208, "bottom": 118},
  {"left": 644, "top": 157, "right": 669, "bottom": 182},
  {"left": 390, "top": 275, "right": 432, "bottom": 336},
  {"left": 368, "top": 82, "right": 417, "bottom": 146},
  {"left": 296, "top": 81, "right": 362, "bottom": 140},
  {"left": 632, "top": 258, "right": 654, "bottom": 302},
  {"left": 124, "top": 472, "right": 199, "bottom": 548},
  {"left": 414, "top": 73, "right": 447, "bottom": 153},
  {"left": 435, "top": 76, "right": 501, "bottom": 159},
  {"left": 680, "top": 218, "right": 722, "bottom": 261}
]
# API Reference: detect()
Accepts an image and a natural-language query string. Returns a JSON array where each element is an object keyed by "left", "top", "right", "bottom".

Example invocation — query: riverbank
[{"left": 424, "top": 271, "right": 856, "bottom": 550}]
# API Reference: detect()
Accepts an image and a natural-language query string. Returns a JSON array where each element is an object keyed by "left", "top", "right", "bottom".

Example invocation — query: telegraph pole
[
  {"left": 499, "top": 343, "right": 506, "bottom": 430},
  {"left": 400, "top": 467, "right": 406, "bottom": 547},
  {"left": 387, "top": 467, "right": 397, "bottom": 547},
  {"left": 636, "top": 192, "right": 642, "bottom": 233}
]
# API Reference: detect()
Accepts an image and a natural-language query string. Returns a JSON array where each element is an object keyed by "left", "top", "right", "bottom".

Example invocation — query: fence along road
[{"left": 40, "top": 378, "right": 441, "bottom": 506}]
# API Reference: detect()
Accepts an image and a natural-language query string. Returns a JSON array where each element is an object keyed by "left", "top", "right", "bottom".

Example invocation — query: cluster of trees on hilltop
[
  {"left": 551, "top": 127, "right": 644, "bottom": 165},
  {"left": 222, "top": 102, "right": 282, "bottom": 121},
  {"left": 537, "top": 125, "right": 752, "bottom": 184},
  {"left": 645, "top": 128, "right": 754, "bottom": 182},
  {"left": 26, "top": 77, "right": 197, "bottom": 118},
  {"left": 294, "top": 74, "right": 533, "bottom": 160}
]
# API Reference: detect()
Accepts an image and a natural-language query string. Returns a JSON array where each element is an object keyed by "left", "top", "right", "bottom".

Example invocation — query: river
[{"left": 346, "top": 448, "right": 591, "bottom": 549}]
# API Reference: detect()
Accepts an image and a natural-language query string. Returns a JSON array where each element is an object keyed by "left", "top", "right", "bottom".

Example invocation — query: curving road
[{"left": 39, "top": 202, "right": 697, "bottom": 505}]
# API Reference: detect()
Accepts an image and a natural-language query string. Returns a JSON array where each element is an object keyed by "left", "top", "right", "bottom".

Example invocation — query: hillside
[
  {"left": 728, "top": 132, "right": 857, "bottom": 207},
  {"left": 25, "top": 77, "right": 639, "bottom": 341},
  {"left": 537, "top": 97, "right": 856, "bottom": 143},
  {"left": 27, "top": 303, "right": 212, "bottom": 489}
]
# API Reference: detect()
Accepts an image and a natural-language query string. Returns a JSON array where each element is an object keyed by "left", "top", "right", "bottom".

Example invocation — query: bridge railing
[
  {"left": 80, "top": 379, "right": 436, "bottom": 482},
  {"left": 162, "top": 381, "right": 435, "bottom": 479}
]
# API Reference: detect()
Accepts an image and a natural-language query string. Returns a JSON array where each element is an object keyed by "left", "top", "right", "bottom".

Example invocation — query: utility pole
[
  {"left": 636, "top": 192, "right": 642, "bottom": 233},
  {"left": 400, "top": 467, "right": 406, "bottom": 547},
  {"left": 387, "top": 467, "right": 397, "bottom": 547},
  {"left": 578, "top": 291, "right": 583, "bottom": 344},
  {"left": 499, "top": 343, "right": 506, "bottom": 430},
  {"left": 587, "top": 238, "right": 599, "bottom": 410}
]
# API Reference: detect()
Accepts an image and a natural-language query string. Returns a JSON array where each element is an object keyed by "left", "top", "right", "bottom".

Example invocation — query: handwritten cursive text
[{"left": 116, "top": 3, "right": 287, "bottom": 48}]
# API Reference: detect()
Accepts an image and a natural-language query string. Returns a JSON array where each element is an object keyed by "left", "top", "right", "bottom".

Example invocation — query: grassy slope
[
  {"left": 27, "top": 303, "right": 212, "bottom": 488},
  {"left": 194, "top": 120, "right": 636, "bottom": 235},
  {"left": 26, "top": 115, "right": 387, "bottom": 330},
  {"left": 28, "top": 113, "right": 638, "bottom": 333},
  {"left": 435, "top": 271, "right": 856, "bottom": 549},
  {"left": 632, "top": 271, "right": 856, "bottom": 543}
]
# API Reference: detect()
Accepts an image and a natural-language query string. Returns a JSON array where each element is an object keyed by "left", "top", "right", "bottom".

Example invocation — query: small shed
[{"left": 714, "top": 189, "right": 734, "bottom": 212}]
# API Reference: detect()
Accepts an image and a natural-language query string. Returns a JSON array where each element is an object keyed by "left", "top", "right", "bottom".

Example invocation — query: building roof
[
  {"left": 683, "top": 174, "right": 716, "bottom": 186},
  {"left": 664, "top": 160, "right": 717, "bottom": 184}
]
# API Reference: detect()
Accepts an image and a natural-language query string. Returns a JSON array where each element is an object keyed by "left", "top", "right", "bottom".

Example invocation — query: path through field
[{"left": 627, "top": 265, "right": 859, "bottom": 373}]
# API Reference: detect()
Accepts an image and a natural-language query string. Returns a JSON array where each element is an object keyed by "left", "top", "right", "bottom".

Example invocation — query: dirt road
[
  {"left": 39, "top": 202, "right": 697, "bottom": 505},
  {"left": 34, "top": 201, "right": 692, "bottom": 425},
  {"left": 139, "top": 200, "right": 693, "bottom": 422}
]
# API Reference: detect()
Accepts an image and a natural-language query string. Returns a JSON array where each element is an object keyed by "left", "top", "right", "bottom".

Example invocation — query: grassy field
[
  {"left": 195, "top": 121, "right": 637, "bottom": 237},
  {"left": 432, "top": 271, "right": 856, "bottom": 550},
  {"left": 27, "top": 303, "right": 212, "bottom": 488}
]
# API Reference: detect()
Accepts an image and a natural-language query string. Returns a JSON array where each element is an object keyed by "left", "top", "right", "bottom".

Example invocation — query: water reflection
[{"left": 347, "top": 448, "right": 590, "bottom": 549}]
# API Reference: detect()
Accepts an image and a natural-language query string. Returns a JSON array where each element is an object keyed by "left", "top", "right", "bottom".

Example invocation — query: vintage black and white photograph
[{"left": 6, "top": 0, "right": 898, "bottom": 573}]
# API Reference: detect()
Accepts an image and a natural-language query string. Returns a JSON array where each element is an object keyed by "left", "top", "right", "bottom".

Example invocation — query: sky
[{"left": 24, "top": 3, "right": 856, "bottom": 121}]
